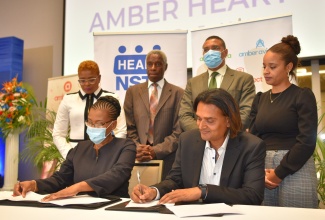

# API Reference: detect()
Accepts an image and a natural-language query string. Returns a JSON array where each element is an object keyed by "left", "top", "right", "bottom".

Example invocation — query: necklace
[{"left": 269, "top": 90, "right": 283, "bottom": 103}]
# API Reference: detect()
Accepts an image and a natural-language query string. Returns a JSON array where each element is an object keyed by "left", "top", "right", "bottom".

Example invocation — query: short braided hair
[{"left": 91, "top": 96, "right": 121, "bottom": 120}]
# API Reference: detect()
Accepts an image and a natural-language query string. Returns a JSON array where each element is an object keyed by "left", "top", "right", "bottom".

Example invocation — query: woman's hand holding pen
[
  {"left": 12, "top": 180, "right": 37, "bottom": 198},
  {"left": 131, "top": 184, "right": 156, "bottom": 203}
]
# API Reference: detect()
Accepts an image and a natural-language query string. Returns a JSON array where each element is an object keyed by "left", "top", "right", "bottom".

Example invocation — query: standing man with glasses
[
  {"left": 179, "top": 35, "right": 255, "bottom": 131},
  {"left": 53, "top": 60, "right": 127, "bottom": 159},
  {"left": 124, "top": 50, "right": 184, "bottom": 179}
]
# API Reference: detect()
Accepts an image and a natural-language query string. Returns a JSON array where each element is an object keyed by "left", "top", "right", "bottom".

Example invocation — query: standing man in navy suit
[
  {"left": 124, "top": 50, "right": 184, "bottom": 179},
  {"left": 131, "top": 89, "right": 265, "bottom": 205}
]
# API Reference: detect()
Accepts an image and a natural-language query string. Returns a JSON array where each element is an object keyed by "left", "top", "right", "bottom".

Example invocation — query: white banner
[
  {"left": 191, "top": 15, "right": 292, "bottom": 92},
  {"left": 94, "top": 30, "right": 188, "bottom": 104},
  {"left": 47, "top": 74, "right": 79, "bottom": 112}
]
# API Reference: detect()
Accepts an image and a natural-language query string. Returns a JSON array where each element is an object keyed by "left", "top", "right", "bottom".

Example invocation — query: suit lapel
[
  {"left": 191, "top": 134, "right": 206, "bottom": 186},
  {"left": 201, "top": 71, "right": 209, "bottom": 90},
  {"left": 156, "top": 80, "right": 171, "bottom": 113},
  {"left": 220, "top": 66, "right": 234, "bottom": 90},
  {"left": 219, "top": 136, "right": 241, "bottom": 186},
  {"left": 139, "top": 82, "right": 150, "bottom": 112}
]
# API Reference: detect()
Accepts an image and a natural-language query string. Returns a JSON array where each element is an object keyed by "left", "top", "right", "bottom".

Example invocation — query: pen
[
  {"left": 137, "top": 170, "right": 143, "bottom": 195},
  {"left": 17, "top": 180, "right": 22, "bottom": 193}
]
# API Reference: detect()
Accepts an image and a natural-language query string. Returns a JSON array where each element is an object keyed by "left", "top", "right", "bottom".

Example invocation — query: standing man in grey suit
[
  {"left": 124, "top": 50, "right": 184, "bottom": 179},
  {"left": 179, "top": 35, "right": 256, "bottom": 131},
  {"left": 131, "top": 89, "right": 265, "bottom": 205}
]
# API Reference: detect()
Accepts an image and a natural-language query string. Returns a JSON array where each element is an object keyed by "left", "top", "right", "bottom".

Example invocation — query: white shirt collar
[
  {"left": 147, "top": 78, "right": 165, "bottom": 89},
  {"left": 205, "top": 131, "right": 230, "bottom": 153},
  {"left": 208, "top": 64, "right": 227, "bottom": 77},
  {"left": 79, "top": 87, "right": 102, "bottom": 96}
]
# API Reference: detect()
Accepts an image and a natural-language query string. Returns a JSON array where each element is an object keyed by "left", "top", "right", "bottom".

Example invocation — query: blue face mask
[
  {"left": 203, "top": 50, "right": 224, "bottom": 69},
  {"left": 86, "top": 121, "right": 113, "bottom": 144}
]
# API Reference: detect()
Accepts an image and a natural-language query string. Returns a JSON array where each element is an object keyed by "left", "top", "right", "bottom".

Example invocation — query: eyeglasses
[
  {"left": 85, "top": 120, "right": 114, "bottom": 128},
  {"left": 78, "top": 77, "right": 97, "bottom": 85},
  {"left": 202, "top": 46, "right": 223, "bottom": 54}
]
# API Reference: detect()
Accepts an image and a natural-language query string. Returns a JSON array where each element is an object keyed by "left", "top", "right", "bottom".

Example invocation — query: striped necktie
[
  {"left": 148, "top": 83, "right": 158, "bottom": 145},
  {"left": 209, "top": 72, "right": 219, "bottom": 89}
]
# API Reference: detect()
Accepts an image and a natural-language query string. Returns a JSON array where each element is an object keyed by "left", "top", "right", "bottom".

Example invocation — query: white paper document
[
  {"left": 0, "top": 191, "right": 44, "bottom": 201},
  {"left": 47, "top": 194, "right": 110, "bottom": 206},
  {"left": 0, "top": 191, "right": 109, "bottom": 206},
  {"left": 126, "top": 200, "right": 160, "bottom": 207},
  {"left": 166, "top": 203, "right": 242, "bottom": 218},
  {"left": 126, "top": 200, "right": 175, "bottom": 208}
]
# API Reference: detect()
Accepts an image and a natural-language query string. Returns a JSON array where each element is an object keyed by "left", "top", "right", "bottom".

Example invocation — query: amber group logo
[{"left": 238, "top": 39, "right": 268, "bottom": 57}]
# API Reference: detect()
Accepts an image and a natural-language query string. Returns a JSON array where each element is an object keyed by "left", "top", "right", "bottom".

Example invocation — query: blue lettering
[
  {"left": 116, "top": 75, "right": 148, "bottom": 90},
  {"left": 189, "top": 0, "right": 206, "bottom": 17},
  {"left": 130, "top": 75, "right": 148, "bottom": 85},
  {"left": 89, "top": 13, "right": 104, "bottom": 33},
  {"left": 258, "top": 49, "right": 268, "bottom": 54},
  {"left": 114, "top": 54, "right": 147, "bottom": 75},
  {"left": 107, "top": 8, "right": 125, "bottom": 29},
  {"left": 116, "top": 76, "right": 129, "bottom": 90}
]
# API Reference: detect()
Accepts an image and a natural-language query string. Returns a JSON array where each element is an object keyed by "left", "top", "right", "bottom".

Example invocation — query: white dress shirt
[
  {"left": 207, "top": 64, "right": 227, "bottom": 88},
  {"left": 199, "top": 133, "right": 229, "bottom": 185},
  {"left": 52, "top": 87, "right": 127, "bottom": 158},
  {"left": 147, "top": 78, "right": 165, "bottom": 101},
  {"left": 153, "top": 133, "right": 230, "bottom": 200}
]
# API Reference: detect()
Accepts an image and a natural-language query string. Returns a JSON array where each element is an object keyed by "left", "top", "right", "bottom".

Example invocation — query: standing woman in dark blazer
[{"left": 249, "top": 35, "right": 318, "bottom": 208}]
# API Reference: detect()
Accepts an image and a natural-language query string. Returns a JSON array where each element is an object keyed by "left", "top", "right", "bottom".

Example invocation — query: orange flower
[{"left": 0, "top": 76, "right": 35, "bottom": 138}]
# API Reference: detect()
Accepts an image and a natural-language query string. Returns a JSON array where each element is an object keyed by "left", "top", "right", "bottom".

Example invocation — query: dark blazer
[
  {"left": 179, "top": 66, "right": 256, "bottom": 131},
  {"left": 36, "top": 138, "right": 136, "bottom": 198},
  {"left": 154, "top": 129, "right": 266, "bottom": 205},
  {"left": 124, "top": 79, "right": 184, "bottom": 179}
]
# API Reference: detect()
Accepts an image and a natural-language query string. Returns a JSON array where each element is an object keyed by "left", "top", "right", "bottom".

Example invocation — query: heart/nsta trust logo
[{"left": 114, "top": 44, "right": 161, "bottom": 90}]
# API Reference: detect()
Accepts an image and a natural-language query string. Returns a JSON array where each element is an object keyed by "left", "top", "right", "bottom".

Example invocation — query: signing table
[{"left": 1, "top": 198, "right": 324, "bottom": 220}]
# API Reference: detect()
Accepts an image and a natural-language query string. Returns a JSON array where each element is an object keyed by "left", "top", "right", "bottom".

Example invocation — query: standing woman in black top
[{"left": 249, "top": 35, "right": 318, "bottom": 208}]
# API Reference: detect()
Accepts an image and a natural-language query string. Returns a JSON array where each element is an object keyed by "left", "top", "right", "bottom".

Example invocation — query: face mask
[
  {"left": 203, "top": 50, "right": 224, "bottom": 69},
  {"left": 86, "top": 121, "right": 113, "bottom": 144}
]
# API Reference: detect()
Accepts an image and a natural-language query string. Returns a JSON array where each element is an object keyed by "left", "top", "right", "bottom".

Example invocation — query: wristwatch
[{"left": 198, "top": 184, "right": 208, "bottom": 200}]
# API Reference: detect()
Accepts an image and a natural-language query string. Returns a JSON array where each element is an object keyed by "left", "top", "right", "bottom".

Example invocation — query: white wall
[
  {"left": 0, "top": 0, "right": 64, "bottom": 180},
  {"left": 0, "top": 0, "right": 63, "bottom": 78}
]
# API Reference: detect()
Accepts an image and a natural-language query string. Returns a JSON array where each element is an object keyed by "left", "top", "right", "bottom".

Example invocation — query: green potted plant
[
  {"left": 20, "top": 102, "right": 64, "bottom": 175},
  {"left": 314, "top": 112, "right": 325, "bottom": 208}
]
